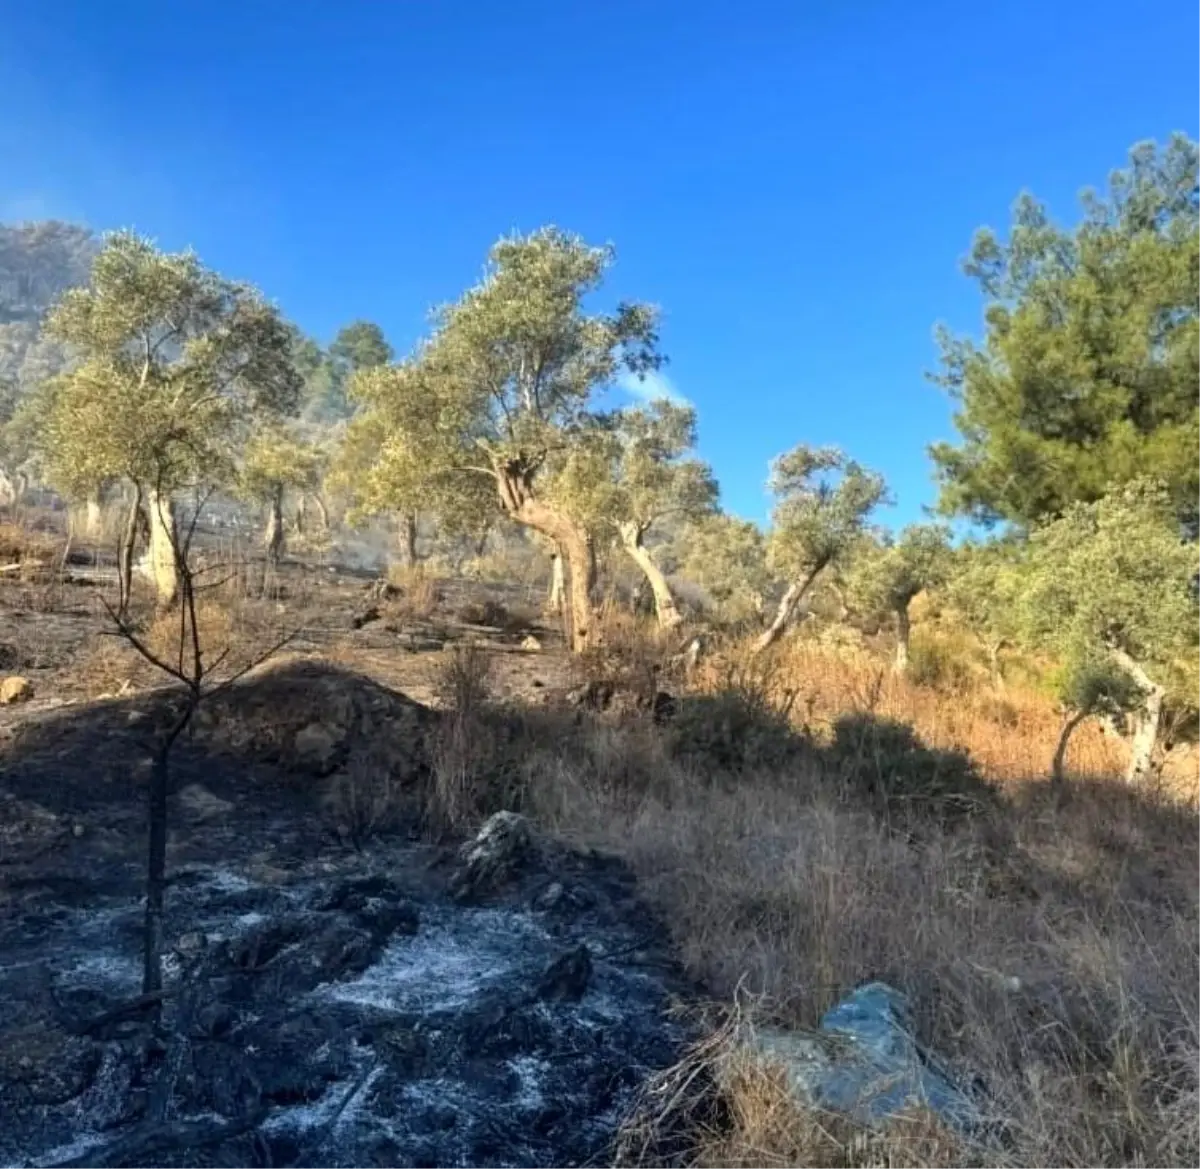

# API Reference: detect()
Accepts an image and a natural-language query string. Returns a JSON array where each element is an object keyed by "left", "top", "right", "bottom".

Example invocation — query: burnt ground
[{"left": 0, "top": 547, "right": 696, "bottom": 1168}]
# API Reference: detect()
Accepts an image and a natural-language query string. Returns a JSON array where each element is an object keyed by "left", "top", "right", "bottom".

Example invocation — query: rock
[
  {"left": 520, "top": 634, "right": 543, "bottom": 651},
  {"left": 536, "top": 944, "right": 592, "bottom": 1002},
  {"left": 451, "top": 811, "right": 535, "bottom": 902},
  {"left": 744, "top": 982, "right": 982, "bottom": 1133},
  {"left": 0, "top": 676, "right": 32, "bottom": 705},
  {"left": 176, "top": 783, "right": 235, "bottom": 822}
]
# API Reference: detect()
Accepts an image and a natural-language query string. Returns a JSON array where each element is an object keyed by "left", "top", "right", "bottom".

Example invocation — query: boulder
[
  {"left": 744, "top": 982, "right": 982, "bottom": 1133},
  {"left": 0, "top": 676, "right": 33, "bottom": 705},
  {"left": 451, "top": 811, "right": 535, "bottom": 902}
]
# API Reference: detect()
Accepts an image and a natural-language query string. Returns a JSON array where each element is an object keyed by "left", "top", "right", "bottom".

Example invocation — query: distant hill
[{"left": 0, "top": 220, "right": 97, "bottom": 394}]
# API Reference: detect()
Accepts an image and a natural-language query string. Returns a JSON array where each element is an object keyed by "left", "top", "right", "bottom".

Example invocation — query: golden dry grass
[{"left": 444, "top": 627, "right": 1198, "bottom": 1168}]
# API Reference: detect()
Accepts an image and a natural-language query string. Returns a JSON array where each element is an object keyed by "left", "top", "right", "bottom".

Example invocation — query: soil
[{"left": 0, "top": 535, "right": 694, "bottom": 1168}]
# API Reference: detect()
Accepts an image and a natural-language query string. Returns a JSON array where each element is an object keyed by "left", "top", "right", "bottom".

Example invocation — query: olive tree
[
  {"left": 346, "top": 228, "right": 661, "bottom": 650},
  {"left": 1020, "top": 479, "right": 1198, "bottom": 782},
  {"left": 546, "top": 400, "right": 717, "bottom": 628},
  {"left": 610, "top": 401, "right": 717, "bottom": 627},
  {"left": 237, "top": 423, "right": 326, "bottom": 567},
  {"left": 755, "top": 445, "right": 887, "bottom": 652},
  {"left": 848, "top": 523, "right": 952, "bottom": 672},
  {"left": 678, "top": 513, "right": 772, "bottom": 625},
  {"left": 36, "top": 232, "right": 301, "bottom": 609},
  {"left": 943, "top": 539, "right": 1026, "bottom": 687},
  {"left": 1049, "top": 654, "right": 1142, "bottom": 784}
]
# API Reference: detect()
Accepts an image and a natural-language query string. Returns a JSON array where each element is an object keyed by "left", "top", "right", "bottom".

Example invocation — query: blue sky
[{"left": 2, "top": 0, "right": 1195, "bottom": 527}]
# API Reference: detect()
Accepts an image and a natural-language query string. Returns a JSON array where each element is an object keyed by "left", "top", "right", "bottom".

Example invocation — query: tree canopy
[
  {"left": 343, "top": 226, "right": 662, "bottom": 648},
  {"left": 930, "top": 134, "right": 1199, "bottom": 530},
  {"left": 1019, "top": 478, "right": 1198, "bottom": 779},
  {"left": 34, "top": 231, "right": 301, "bottom": 603}
]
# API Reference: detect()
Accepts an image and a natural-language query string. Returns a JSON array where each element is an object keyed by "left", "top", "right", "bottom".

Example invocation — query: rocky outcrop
[{"left": 190, "top": 657, "right": 435, "bottom": 781}]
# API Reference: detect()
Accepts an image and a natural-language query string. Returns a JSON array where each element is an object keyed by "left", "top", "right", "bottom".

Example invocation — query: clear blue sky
[{"left": 2, "top": 0, "right": 1196, "bottom": 526}]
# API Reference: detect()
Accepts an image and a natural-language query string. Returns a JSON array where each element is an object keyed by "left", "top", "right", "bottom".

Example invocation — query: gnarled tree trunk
[
  {"left": 754, "top": 566, "right": 823, "bottom": 653},
  {"left": 146, "top": 487, "right": 178, "bottom": 609},
  {"left": 1110, "top": 647, "right": 1166, "bottom": 784},
  {"left": 619, "top": 520, "right": 682, "bottom": 629},
  {"left": 309, "top": 492, "right": 330, "bottom": 530},
  {"left": 399, "top": 512, "right": 418, "bottom": 565},
  {"left": 496, "top": 464, "right": 594, "bottom": 652},
  {"left": 1051, "top": 709, "right": 1089, "bottom": 785},
  {"left": 117, "top": 481, "right": 143, "bottom": 617},
  {"left": 893, "top": 604, "right": 911, "bottom": 674},
  {"left": 264, "top": 485, "right": 285, "bottom": 567}
]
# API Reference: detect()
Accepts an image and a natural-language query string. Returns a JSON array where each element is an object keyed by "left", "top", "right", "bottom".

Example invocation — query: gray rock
[
  {"left": 451, "top": 811, "right": 535, "bottom": 902},
  {"left": 176, "top": 783, "right": 235, "bottom": 823},
  {"left": 746, "top": 981, "right": 981, "bottom": 1132}
]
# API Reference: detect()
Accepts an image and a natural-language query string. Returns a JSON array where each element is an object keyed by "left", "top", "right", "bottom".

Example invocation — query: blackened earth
[{"left": 0, "top": 771, "right": 693, "bottom": 1169}]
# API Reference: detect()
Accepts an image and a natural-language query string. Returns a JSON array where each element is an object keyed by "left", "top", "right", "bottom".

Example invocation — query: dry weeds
[{"left": 500, "top": 660, "right": 1199, "bottom": 1167}]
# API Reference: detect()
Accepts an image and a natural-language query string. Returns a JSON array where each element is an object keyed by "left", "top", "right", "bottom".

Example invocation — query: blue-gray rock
[{"left": 748, "top": 981, "right": 982, "bottom": 1132}]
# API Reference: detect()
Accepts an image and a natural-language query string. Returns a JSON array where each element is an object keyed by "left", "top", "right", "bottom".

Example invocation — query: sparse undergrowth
[{"left": 405, "top": 629, "right": 1198, "bottom": 1167}]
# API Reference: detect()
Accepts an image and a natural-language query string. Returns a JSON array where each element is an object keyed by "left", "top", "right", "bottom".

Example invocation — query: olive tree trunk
[
  {"left": 618, "top": 521, "right": 682, "bottom": 629},
  {"left": 83, "top": 489, "right": 104, "bottom": 541},
  {"left": 1110, "top": 647, "right": 1166, "bottom": 784},
  {"left": 117, "top": 481, "right": 143, "bottom": 616},
  {"left": 146, "top": 487, "right": 178, "bottom": 609},
  {"left": 310, "top": 492, "right": 330, "bottom": 530},
  {"left": 1051, "top": 709, "right": 1090, "bottom": 785},
  {"left": 496, "top": 466, "right": 594, "bottom": 652},
  {"left": 893, "top": 604, "right": 911, "bottom": 674},
  {"left": 546, "top": 546, "right": 565, "bottom": 614},
  {"left": 753, "top": 566, "right": 823, "bottom": 653},
  {"left": 399, "top": 512, "right": 418, "bottom": 565},
  {"left": 264, "top": 485, "right": 285, "bottom": 567}
]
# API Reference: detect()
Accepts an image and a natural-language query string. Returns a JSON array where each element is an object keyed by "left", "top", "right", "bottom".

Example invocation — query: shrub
[{"left": 825, "top": 713, "right": 994, "bottom": 823}]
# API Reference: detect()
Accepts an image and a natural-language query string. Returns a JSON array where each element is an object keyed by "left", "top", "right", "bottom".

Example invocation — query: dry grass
[
  {"left": 74, "top": 592, "right": 296, "bottom": 699},
  {"left": 695, "top": 635, "right": 1129, "bottom": 785},
  {"left": 385, "top": 563, "right": 444, "bottom": 621},
  {"left": 463, "top": 647, "right": 1199, "bottom": 1167}
]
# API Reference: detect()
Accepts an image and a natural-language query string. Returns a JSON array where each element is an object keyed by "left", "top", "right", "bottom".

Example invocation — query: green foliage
[
  {"left": 679, "top": 513, "right": 772, "bottom": 622},
  {"left": 943, "top": 537, "right": 1026, "bottom": 661},
  {"left": 237, "top": 422, "right": 326, "bottom": 504},
  {"left": 766, "top": 445, "right": 887, "bottom": 583},
  {"left": 668, "top": 686, "right": 804, "bottom": 772},
  {"left": 34, "top": 231, "right": 301, "bottom": 500},
  {"left": 905, "top": 630, "right": 977, "bottom": 693},
  {"left": 289, "top": 319, "right": 392, "bottom": 424},
  {"left": 848, "top": 523, "right": 952, "bottom": 619},
  {"left": 930, "top": 135, "right": 1199, "bottom": 529},
  {"left": 1052, "top": 652, "right": 1144, "bottom": 719},
  {"left": 341, "top": 226, "right": 662, "bottom": 532},
  {"left": 330, "top": 320, "right": 392, "bottom": 375},
  {"left": 1020, "top": 478, "right": 1198, "bottom": 680},
  {"left": 826, "top": 714, "right": 993, "bottom": 823}
]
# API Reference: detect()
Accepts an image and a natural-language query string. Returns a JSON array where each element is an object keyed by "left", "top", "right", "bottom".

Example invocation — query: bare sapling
[{"left": 100, "top": 481, "right": 296, "bottom": 1010}]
